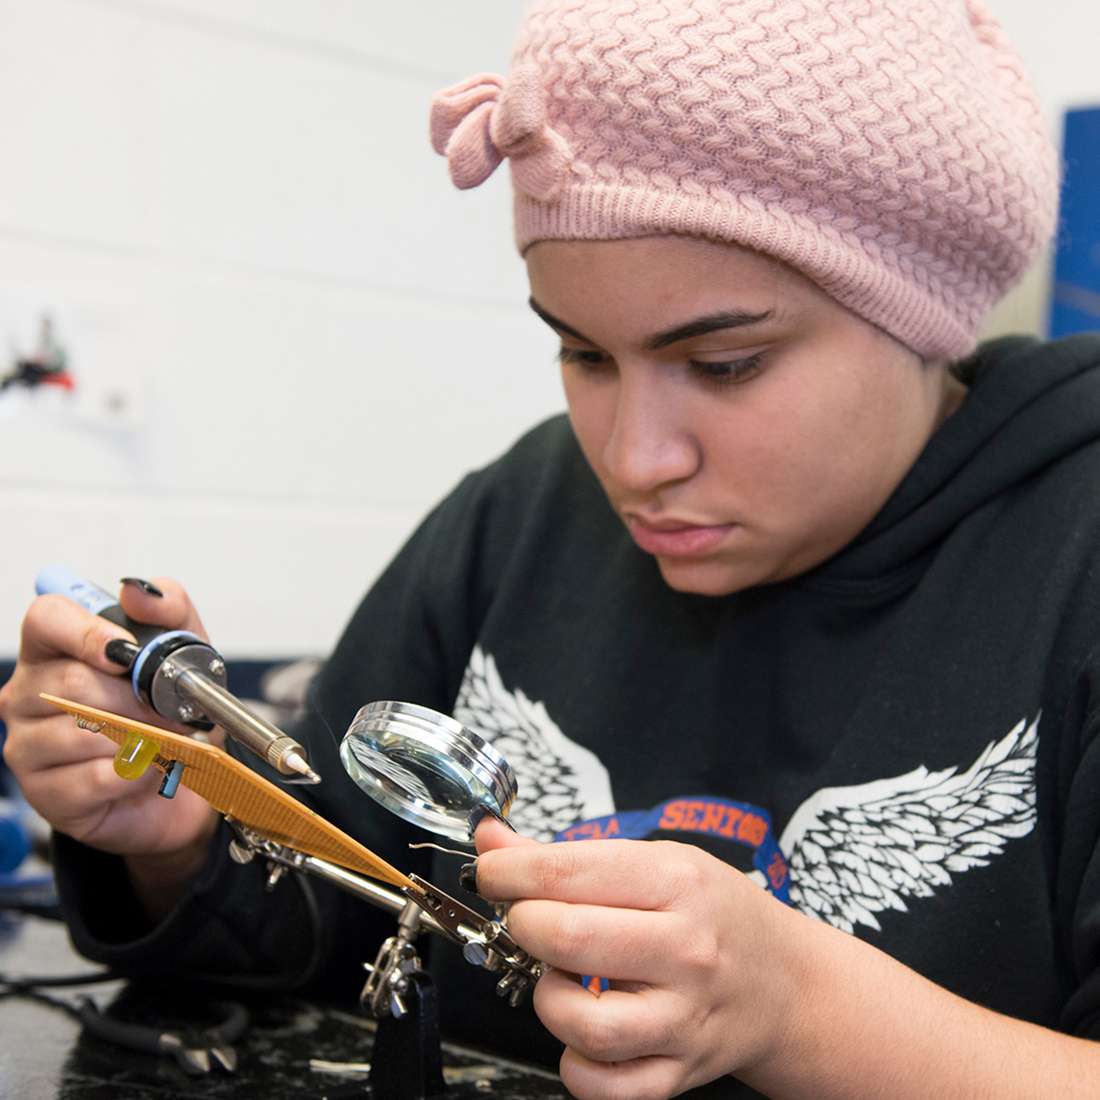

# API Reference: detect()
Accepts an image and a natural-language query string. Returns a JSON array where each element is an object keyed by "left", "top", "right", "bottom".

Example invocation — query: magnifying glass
[{"left": 339, "top": 701, "right": 517, "bottom": 842}]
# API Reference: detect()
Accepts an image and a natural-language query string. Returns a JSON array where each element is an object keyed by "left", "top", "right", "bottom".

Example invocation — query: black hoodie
[{"left": 56, "top": 334, "right": 1100, "bottom": 1094}]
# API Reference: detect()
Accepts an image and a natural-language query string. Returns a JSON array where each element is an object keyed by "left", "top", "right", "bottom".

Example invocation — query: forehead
[{"left": 525, "top": 237, "right": 817, "bottom": 343}]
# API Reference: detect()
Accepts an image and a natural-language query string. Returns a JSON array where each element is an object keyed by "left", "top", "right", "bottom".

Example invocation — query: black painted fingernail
[
  {"left": 458, "top": 861, "right": 479, "bottom": 896},
  {"left": 120, "top": 577, "right": 163, "bottom": 598},
  {"left": 468, "top": 804, "right": 517, "bottom": 835},
  {"left": 105, "top": 638, "right": 140, "bottom": 669}
]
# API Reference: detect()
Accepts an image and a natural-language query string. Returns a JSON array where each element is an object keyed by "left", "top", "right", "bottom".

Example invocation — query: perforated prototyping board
[{"left": 41, "top": 693, "right": 411, "bottom": 888}]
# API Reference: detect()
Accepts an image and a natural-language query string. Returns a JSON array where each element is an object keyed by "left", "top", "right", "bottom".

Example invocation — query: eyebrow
[{"left": 528, "top": 297, "right": 773, "bottom": 351}]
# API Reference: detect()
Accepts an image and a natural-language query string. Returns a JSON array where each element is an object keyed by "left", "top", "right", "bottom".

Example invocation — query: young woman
[{"left": 4, "top": 3, "right": 1100, "bottom": 1097}]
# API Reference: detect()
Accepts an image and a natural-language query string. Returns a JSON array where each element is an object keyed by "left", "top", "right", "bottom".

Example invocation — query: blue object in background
[
  {"left": 0, "top": 669, "right": 52, "bottom": 910},
  {"left": 0, "top": 662, "right": 45, "bottom": 899},
  {"left": 1050, "top": 106, "right": 1100, "bottom": 338},
  {"left": 0, "top": 808, "right": 30, "bottom": 873}
]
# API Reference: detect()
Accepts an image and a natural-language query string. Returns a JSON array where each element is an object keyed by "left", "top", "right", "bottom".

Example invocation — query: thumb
[
  {"left": 116, "top": 577, "right": 209, "bottom": 641},
  {"left": 474, "top": 815, "right": 538, "bottom": 855}
]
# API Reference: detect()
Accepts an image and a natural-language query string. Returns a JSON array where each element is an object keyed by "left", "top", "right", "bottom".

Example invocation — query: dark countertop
[{"left": 0, "top": 911, "right": 570, "bottom": 1100}]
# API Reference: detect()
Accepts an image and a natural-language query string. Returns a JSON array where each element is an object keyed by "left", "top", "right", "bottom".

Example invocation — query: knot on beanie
[
  {"left": 430, "top": 67, "right": 573, "bottom": 201},
  {"left": 429, "top": 0, "right": 1059, "bottom": 360}
]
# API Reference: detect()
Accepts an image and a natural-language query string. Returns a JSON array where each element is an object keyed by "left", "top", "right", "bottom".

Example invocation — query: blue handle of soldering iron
[
  {"left": 35, "top": 565, "right": 167, "bottom": 648},
  {"left": 34, "top": 565, "right": 201, "bottom": 697}
]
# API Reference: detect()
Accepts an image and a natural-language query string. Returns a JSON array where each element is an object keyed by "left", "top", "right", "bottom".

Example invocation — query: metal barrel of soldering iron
[{"left": 35, "top": 566, "right": 319, "bottom": 783}]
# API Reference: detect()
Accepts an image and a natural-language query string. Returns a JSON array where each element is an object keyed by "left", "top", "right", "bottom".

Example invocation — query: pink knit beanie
[{"left": 430, "top": 0, "right": 1058, "bottom": 360}]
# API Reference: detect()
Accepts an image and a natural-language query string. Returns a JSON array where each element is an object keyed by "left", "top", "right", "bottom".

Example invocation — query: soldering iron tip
[{"left": 284, "top": 751, "right": 322, "bottom": 784}]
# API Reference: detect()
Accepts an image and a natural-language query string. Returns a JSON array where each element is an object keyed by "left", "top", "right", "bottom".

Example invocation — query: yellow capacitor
[{"left": 113, "top": 733, "right": 159, "bottom": 780}]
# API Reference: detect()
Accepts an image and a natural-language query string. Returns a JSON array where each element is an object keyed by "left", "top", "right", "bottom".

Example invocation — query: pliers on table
[{"left": 76, "top": 997, "right": 249, "bottom": 1074}]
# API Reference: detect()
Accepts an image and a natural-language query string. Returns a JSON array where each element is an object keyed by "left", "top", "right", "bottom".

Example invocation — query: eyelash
[{"left": 556, "top": 348, "right": 766, "bottom": 387}]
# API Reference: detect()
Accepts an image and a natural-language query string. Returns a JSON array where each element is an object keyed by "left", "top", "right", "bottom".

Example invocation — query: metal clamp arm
[{"left": 223, "top": 821, "right": 543, "bottom": 1005}]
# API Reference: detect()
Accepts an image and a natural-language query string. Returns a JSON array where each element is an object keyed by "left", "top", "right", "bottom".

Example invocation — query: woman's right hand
[{"left": 0, "top": 578, "right": 220, "bottom": 911}]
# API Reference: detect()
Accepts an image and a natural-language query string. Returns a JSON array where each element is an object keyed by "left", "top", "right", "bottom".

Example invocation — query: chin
[{"left": 655, "top": 557, "right": 763, "bottom": 597}]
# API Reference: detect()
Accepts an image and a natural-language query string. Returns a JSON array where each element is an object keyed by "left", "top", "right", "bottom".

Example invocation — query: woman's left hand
[{"left": 474, "top": 819, "right": 807, "bottom": 1099}]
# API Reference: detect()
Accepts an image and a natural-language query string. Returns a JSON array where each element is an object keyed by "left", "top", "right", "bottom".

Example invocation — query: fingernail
[
  {"left": 458, "top": 861, "right": 479, "bottom": 896},
  {"left": 105, "top": 638, "right": 140, "bottom": 668},
  {"left": 120, "top": 577, "right": 163, "bottom": 598},
  {"left": 468, "top": 803, "right": 516, "bottom": 836}
]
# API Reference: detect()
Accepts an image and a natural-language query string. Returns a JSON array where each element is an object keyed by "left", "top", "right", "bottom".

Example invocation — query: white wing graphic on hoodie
[
  {"left": 779, "top": 715, "right": 1039, "bottom": 934},
  {"left": 453, "top": 647, "right": 616, "bottom": 841}
]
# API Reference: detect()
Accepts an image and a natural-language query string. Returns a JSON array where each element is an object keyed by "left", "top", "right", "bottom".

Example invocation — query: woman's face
[{"left": 526, "top": 236, "right": 964, "bottom": 596}]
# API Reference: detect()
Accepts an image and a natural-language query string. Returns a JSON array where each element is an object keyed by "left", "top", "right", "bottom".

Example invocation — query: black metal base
[{"left": 366, "top": 970, "right": 446, "bottom": 1100}]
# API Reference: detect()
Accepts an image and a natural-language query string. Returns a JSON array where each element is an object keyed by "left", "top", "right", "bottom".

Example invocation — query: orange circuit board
[{"left": 41, "top": 693, "right": 412, "bottom": 888}]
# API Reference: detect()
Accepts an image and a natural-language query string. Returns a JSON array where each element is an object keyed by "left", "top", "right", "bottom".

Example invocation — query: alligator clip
[{"left": 402, "top": 874, "right": 543, "bottom": 1005}]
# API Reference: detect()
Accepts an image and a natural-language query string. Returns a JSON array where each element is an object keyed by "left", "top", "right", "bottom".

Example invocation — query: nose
[{"left": 601, "top": 369, "right": 700, "bottom": 494}]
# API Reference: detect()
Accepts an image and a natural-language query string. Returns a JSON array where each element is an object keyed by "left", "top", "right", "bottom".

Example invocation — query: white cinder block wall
[{"left": 0, "top": 0, "right": 1096, "bottom": 658}]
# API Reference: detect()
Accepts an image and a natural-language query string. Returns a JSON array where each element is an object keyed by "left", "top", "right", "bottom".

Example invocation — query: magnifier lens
[{"left": 339, "top": 701, "right": 516, "bottom": 842}]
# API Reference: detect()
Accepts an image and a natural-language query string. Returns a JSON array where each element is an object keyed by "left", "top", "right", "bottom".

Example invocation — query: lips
[{"left": 626, "top": 515, "right": 734, "bottom": 557}]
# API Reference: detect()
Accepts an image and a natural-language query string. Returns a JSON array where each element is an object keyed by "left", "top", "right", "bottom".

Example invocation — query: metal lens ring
[{"left": 339, "top": 701, "right": 516, "bottom": 841}]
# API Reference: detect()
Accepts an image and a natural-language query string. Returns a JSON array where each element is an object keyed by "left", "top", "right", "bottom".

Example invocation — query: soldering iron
[{"left": 35, "top": 566, "right": 320, "bottom": 784}]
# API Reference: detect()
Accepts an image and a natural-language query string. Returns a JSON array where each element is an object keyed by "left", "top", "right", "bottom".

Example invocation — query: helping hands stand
[
  {"left": 226, "top": 821, "right": 542, "bottom": 1100},
  {"left": 43, "top": 693, "right": 542, "bottom": 1097},
  {"left": 359, "top": 905, "right": 445, "bottom": 1099}
]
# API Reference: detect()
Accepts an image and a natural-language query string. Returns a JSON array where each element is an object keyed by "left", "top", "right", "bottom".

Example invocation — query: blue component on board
[{"left": 158, "top": 760, "right": 186, "bottom": 800}]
